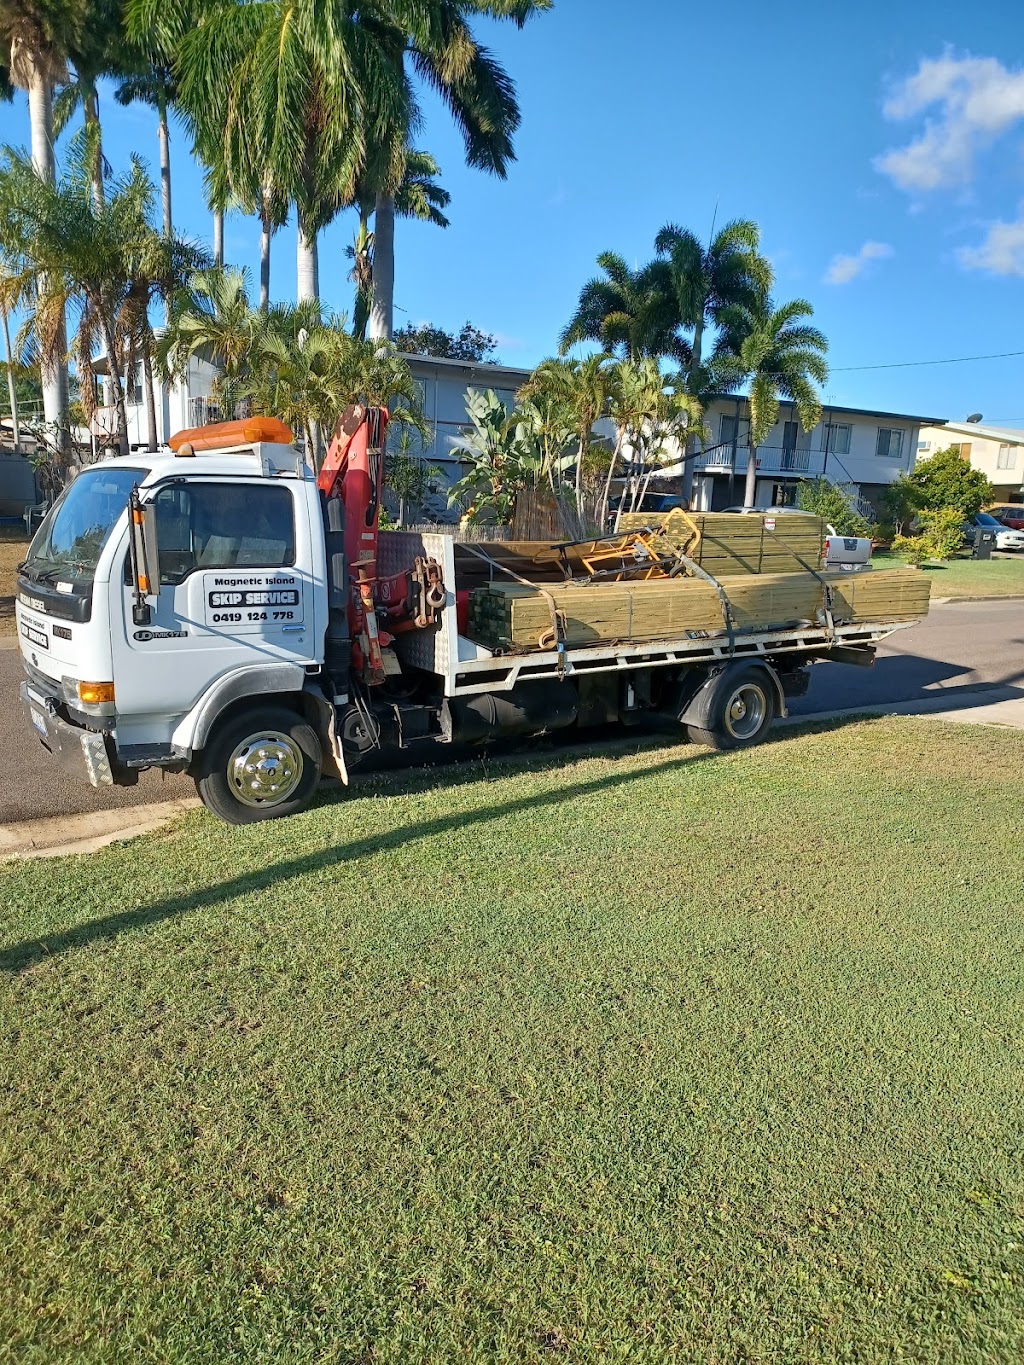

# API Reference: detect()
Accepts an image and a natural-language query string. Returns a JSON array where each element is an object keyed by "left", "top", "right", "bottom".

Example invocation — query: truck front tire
[
  {"left": 685, "top": 666, "right": 777, "bottom": 752},
  {"left": 195, "top": 706, "right": 323, "bottom": 824}
]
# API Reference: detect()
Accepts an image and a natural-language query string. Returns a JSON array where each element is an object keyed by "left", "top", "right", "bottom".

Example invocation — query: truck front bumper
[{"left": 21, "top": 681, "right": 116, "bottom": 787}]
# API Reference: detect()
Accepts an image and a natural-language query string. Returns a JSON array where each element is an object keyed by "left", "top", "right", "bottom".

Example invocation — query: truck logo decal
[{"left": 134, "top": 629, "right": 188, "bottom": 641}]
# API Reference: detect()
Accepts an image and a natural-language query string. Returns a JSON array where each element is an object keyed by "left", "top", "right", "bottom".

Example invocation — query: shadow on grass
[{"left": 0, "top": 747, "right": 712, "bottom": 973}]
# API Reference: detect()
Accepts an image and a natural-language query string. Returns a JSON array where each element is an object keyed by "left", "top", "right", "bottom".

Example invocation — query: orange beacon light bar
[{"left": 168, "top": 416, "right": 294, "bottom": 453}]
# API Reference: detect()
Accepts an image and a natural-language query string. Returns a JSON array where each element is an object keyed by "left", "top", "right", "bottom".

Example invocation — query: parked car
[
  {"left": 610, "top": 492, "right": 689, "bottom": 518},
  {"left": 963, "top": 512, "right": 1024, "bottom": 551},
  {"left": 721, "top": 505, "right": 873, "bottom": 569},
  {"left": 987, "top": 504, "right": 1024, "bottom": 531}
]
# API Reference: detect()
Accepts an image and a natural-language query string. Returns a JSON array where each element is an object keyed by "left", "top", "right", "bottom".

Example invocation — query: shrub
[
  {"left": 918, "top": 506, "right": 968, "bottom": 560},
  {"left": 908, "top": 447, "right": 992, "bottom": 518},
  {"left": 892, "top": 534, "right": 931, "bottom": 567},
  {"left": 796, "top": 479, "right": 871, "bottom": 536}
]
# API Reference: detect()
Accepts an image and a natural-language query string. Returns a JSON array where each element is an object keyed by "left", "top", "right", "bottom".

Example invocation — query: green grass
[
  {"left": 2, "top": 719, "right": 1024, "bottom": 1363},
  {"left": 873, "top": 549, "right": 1024, "bottom": 598}
]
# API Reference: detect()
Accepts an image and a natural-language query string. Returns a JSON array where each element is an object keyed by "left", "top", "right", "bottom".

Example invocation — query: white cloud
[
  {"left": 876, "top": 51, "right": 1024, "bottom": 192},
  {"left": 958, "top": 212, "right": 1024, "bottom": 276},
  {"left": 824, "top": 240, "right": 894, "bottom": 285}
]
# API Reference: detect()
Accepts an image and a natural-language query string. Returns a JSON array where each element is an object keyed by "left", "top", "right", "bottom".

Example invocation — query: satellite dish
[{"left": 966, "top": 412, "right": 983, "bottom": 423}]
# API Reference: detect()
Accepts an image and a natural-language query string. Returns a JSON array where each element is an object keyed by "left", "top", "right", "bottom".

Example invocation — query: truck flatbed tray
[{"left": 448, "top": 618, "right": 911, "bottom": 696}]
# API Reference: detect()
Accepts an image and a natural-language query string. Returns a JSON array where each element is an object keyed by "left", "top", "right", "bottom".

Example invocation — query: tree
[
  {"left": 796, "top": 479, "right": 871, "bottom": 536},
  {"left": 367, "top": 0, "right": 551, "bottom": 341},
  {"left": 0, "top": 148, "right": 174, "bottom": 457},
  {"left": 348, "top": 150, "right": 450, "bottom": 339},
  {"left": 879, "top": 475, "right": 923, "bottom": 536},
  {"left": 157, "top": 266, "right": 260, "bottom": 420},
  {"left": 115, "top": 57, "right": 177, "bottom": 242},
  {"left": 447, "top": 387, "right": 542, "bottom": 525},
  {"left": 52, "top": 0, "right": 125, "bottom": 211},
  {"left": 655, "top": 219, "right": 773, "bottom": 493},
  {"left": 393, "top": 320, "right": 496, "bottom": 362},
  {"left": 908, "top": 446, "right": 993, "bottom": 519},
  {"left": 715, "top": 296, "right": 828, "bottom": 507},
  {"left": 560, "top": 251, "right": 679, "bottom": 361},
  {"left": 0, "top": 0, "right": 79, "bottom": 438},
  {"left": 521, "top": 354, "right": 616, "bottom": 530}
]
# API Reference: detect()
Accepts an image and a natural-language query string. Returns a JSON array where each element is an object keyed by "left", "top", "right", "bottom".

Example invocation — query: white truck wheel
[{"left": 195, "top": 706, "right": 323, "bottom": 824}]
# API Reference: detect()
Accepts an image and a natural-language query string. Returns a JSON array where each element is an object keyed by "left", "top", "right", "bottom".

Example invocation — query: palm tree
[
  {"left": 0, "top": 0, "right": 78, "bottom": 439},
  {"left": 157, "top": 267, "right": 260, "bottom": 420},
  {"left": 119, "top": 227, "right": 210, "bottom": 450},
  {"left": 521, "top": 354, "right": 615, "bottom": 530},
  {"left": 52, "top": 1, "right": 124, "bottom": 211},
  {"left": 115, "top": 59, "right": 177, "bottom": 240},
  {"left": 348, "top": 148, "right": 450, "bottom": 339},
  {"left": 716, "top": 297, "right": 829, "bottom": 507},
  {"left": 0, "top": 149, "right": 166, "bottom": 457},
  {"left": 560, "top": 252, "right": 680, "bottom": 361},
  {"left": 164, "top": 0, "right": 402, "bottom": 305},
  {"left": 655, "top": 219, "right": 773, "bottom": 497},
  {"left": 366, "top": 0, "right": 551, "bottom": 341}
]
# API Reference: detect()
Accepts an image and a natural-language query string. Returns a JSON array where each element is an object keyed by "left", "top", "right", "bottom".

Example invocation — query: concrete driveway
[{"left": 1, "top": 597, "right": 1022, "bottom": 826}]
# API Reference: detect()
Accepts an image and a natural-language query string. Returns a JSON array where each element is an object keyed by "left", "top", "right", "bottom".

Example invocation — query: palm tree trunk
[
  {"left": 743, "top": 443, "right": 758, "bottom": 507},
  {"left": 141, "top": 337, "right": 158, "bottom": 452},
  {"left": 259, "top": 219, "right": 271, "bottom": 310},
  {"left": 1, "top": 304, "right": 21, "bottom": 451},
  {"left": 27, "top": 70, "right": 69, "bottom": 448},
  {"left": 213, "top": 207, "right": 224, "bottom": 268},
  {"left": 157, "top": 88, "right": 172, "bottom": 239},
  {"left": 84, "top": 87, "right": 104, "bottom": 210},
  {"left": 369, "top": 192, "right": 395, "bottom": 341},
  {"left": 296, "top": 217, "right": 319, "bottom": 303},
  {"left": 97, "top": 310, "right": 129, "bottom": 458},
  {"left": 599, "top": 427, "right": 625, "bottom": 530}
]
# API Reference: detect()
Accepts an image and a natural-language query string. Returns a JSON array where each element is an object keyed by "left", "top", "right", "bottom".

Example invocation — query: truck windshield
[{"left": 22, "top": 467, "right": 147, "bottom": 586}]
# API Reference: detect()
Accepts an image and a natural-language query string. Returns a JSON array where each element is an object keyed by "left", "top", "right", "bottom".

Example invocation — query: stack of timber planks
[
  {"left": 466, "top": 566, "right": 931, "bottom": 652},
  {"left": 825, "top": 566, "right": 931, "bottom": 622},
  {"left": 618, "top": 509, "right": 825, "bottom": 576}
]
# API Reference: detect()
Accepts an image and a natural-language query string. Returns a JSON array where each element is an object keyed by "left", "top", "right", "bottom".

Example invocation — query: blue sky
[{"left": 5, "top": 0, "right": 1024, "bottom": 425}]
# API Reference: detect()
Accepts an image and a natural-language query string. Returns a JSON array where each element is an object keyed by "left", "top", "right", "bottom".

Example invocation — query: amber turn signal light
[{"left": 78, "top": 681, "right": 115, "bottom": 705}]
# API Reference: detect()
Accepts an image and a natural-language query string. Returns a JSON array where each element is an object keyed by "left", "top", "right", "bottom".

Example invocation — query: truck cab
[{"left": 17, "top": 438, "right": 333, "bottom": 820}]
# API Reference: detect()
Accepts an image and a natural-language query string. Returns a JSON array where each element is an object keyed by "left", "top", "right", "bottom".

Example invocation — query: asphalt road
[{"left": 2, "top": 598, "right": 1021, "bottom": 825}]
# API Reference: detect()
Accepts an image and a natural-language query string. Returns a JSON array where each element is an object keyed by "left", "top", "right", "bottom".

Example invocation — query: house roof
[
  {"left": 710, "top": 395, "right": 947, "bottom": 426},
  {"left": 922, "top": 418, "right": 1024, "bottom": 443},
  {"left": 401, "top": 352, "right": 532, "bottom": 383}
]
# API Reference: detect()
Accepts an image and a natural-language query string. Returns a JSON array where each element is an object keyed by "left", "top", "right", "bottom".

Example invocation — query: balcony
[
  {"left": 188, "top": 396, "right": 222, "bottom": 427},
  {"left": 693, "top": 443, "right": 827, "bottom": 477}
]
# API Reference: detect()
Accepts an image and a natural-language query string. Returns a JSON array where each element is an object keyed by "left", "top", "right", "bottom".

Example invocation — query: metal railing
[
  {"left": 188, "top": 396, "right": 221, "bottom": 427},
  {"left": 694, "top": 443, "right": 823, "bottom": 475}
]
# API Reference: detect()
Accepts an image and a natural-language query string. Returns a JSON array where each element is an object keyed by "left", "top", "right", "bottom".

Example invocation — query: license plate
[
  {"left": 30, "top": 706, "right": 47, "bottom": 736},
  {"left": 20, "top": 622, "right": 48, "bottom": 650}
]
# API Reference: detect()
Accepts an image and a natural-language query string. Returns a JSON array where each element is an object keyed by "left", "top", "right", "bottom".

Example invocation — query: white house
[
  {"left": 94, "top": 351, "right": 222, "bottom": 450},
  {"left": 917, "top": 419, "right": 1024, "bottom": 504},
  {"left": 687, "top": 397, "right": 946, "bottom": 514}
]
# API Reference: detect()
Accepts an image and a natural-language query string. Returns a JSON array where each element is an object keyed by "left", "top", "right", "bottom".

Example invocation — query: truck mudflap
[{"left": 20, "top": 682, "right": 117, "bottom": 787}]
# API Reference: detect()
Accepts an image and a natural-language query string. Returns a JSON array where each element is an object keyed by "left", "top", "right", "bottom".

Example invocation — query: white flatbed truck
[{"left": 15, "top": 413, "right": 919, "bottom": 824}]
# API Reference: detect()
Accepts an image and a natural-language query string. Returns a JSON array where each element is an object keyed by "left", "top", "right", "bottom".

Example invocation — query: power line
[{"left": 832, "top": 349, "right": 1024, "bottom": 373}]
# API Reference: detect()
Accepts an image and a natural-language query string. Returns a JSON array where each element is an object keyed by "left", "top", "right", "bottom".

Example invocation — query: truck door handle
[{"left": 281, "top": 624, "right": 304, "bottom": 633}]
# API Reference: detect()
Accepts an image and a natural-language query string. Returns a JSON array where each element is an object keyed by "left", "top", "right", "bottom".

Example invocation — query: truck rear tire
[
  {"left": 686, "top": 666, "right": 776, "bottom": 752},
  {"left": 195, "top": 706, "right": 323, "bottom": 825}
]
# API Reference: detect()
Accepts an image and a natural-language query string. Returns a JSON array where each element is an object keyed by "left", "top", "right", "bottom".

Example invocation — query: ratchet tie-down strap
[{"left": 461, "top": 543, "right": 569, "bottom": 678}]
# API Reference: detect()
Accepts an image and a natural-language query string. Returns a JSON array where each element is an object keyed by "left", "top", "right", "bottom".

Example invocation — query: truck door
[{"left": 110, "top": 477, "right": 318, "bottom": 729}]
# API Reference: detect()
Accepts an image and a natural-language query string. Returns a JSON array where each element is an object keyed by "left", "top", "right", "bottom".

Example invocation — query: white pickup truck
[{"left": 722, "top": 506, "right": 873, "bottom": 570}]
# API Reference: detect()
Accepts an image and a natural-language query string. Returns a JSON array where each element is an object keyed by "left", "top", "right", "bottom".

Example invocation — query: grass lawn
[
  {"left": 2, "top": 718, "right": 1023, "bottom": 1362},
  {"left": 873, "top": 549, "right": 1024, "bottom": 599},
  {"left": 0, "top": 526, "right": 29, "bottom": 637}
]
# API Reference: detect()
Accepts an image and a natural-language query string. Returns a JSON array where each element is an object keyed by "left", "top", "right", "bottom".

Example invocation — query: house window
[
  {"left": 997, "top": 444, "right": 1017, "bottom": 470},
  {"left": 823, "top": 422, "right": 851, "bottom": 455},
  {"left": 126, "top": 364, "right": 143, "bottom": 406},
  {"left": 918, "top": 440, "right": 931, "bottom": 453},
  {"left": 875, "top": 427, "right": 904, "bottom": 460}
]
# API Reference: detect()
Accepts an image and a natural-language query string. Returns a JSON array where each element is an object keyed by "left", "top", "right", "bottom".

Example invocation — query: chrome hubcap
[
  {"left": 228, "top": 731, "right": 303, "bottom": 807},
  {"left": 724, "top": 684, "right": 767, "bottom": 740}
]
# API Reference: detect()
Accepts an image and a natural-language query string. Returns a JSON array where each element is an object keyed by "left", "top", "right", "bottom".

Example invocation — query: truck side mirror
[{"left": 129, "top": 488, "right": 161, "bottom": 626}]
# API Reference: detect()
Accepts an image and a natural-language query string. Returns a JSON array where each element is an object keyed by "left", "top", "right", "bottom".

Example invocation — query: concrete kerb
[
  {"left": 0, "top": 797, "right": 202, "bottom": 862},
  {"left": 785, "top": 686, "right": 1024, "bottom": 732}
]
